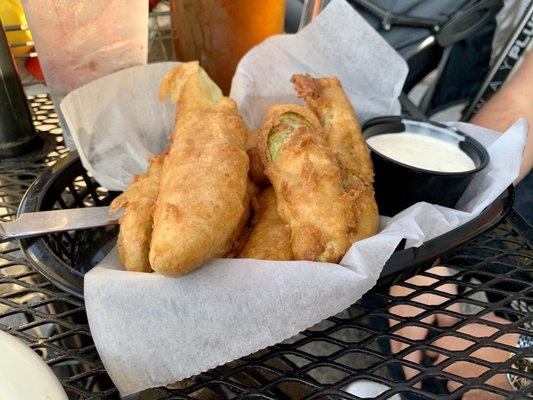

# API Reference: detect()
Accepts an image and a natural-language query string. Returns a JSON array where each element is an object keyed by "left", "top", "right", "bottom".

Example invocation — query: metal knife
[{"left": 0, "top": 207, "right": 123, "bottom": 242}]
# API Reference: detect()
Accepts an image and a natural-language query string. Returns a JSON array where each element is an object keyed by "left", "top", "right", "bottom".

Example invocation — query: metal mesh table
[{"left": 0, "top": 97, "right": 531, "bottom": 399}]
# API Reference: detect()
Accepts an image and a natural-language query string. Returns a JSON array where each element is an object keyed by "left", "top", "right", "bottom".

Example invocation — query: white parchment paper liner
[{"left": 58, "top": 0, "right": 528, "bottom": 395}]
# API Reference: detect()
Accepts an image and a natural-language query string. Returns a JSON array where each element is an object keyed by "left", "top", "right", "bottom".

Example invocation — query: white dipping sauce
[{"left": 367, "top": 132, "right": 476, "bottom": 173}]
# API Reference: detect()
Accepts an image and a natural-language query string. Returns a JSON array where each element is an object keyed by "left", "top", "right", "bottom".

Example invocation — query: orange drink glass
[{"left": 170, "top": 0, "right": 286, "bottom": 94}]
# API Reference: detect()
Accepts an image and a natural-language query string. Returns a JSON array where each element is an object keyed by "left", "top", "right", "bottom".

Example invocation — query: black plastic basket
[
  {"left": 18, "top": 150, "right": 513, "bottom": 299},
  {"left": 17, "top": 152, "right": 118, "bottom": 298}
]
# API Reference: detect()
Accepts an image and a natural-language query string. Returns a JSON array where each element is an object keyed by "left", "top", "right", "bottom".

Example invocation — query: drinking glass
[
  {"left": 170, "top": 0, "right": 286, "bottom": 94},
  {"left": 22, "top": 0, "right": 148, "bottom": 148}
]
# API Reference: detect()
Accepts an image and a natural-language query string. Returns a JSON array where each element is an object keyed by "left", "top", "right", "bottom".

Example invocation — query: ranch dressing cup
[{"left": 363, "top": 117, "right": 489, "bottom": 217}]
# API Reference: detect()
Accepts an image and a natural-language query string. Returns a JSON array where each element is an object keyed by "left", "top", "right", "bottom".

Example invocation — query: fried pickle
[
  {"left": 112, "top": 62, "right": 223, "bottom": 273},
  {"left": 239, "top": 187, "right": 293, "bottom": 261},
  {"left": 257, "top": 105, "right": 355, "bottom": 263},
  {"left": 110, "top": 154, "right": 165, "bottom": 272},
  {"left": 292, "top": 74, "right": 379, "bottom": 242},
  {"left": 149, "top": 97, "right": 249, "bottom": 275}
]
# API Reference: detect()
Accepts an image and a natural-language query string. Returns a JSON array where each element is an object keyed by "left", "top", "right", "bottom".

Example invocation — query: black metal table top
[{"left": 0, "top": 96, "right": 531, "bottom": 400}]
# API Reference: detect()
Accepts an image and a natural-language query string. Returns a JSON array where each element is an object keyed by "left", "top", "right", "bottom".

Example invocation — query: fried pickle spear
[
  {"left": 257, "top": 105, "right": 355, "bottom": 263},
  {"left": 109, "top": 154, "right": 165, "bottom": 272},
  {"left": 240, "top": 187, "right": 293, "bottom": 261},
  {"left": 149, "top": 96, "right": 249, "bottom": 275},
  {"left": 292, "top": 74, "right": 379, "bottom": 242},
  {"left": 112, "top": 62, "right": 223, "bottom": 273}
]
